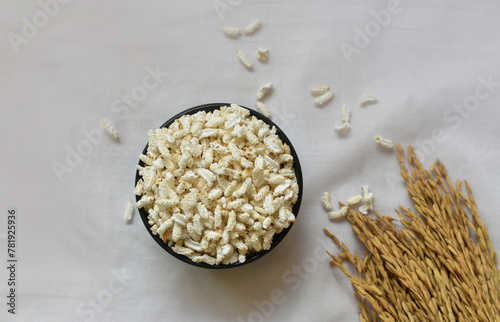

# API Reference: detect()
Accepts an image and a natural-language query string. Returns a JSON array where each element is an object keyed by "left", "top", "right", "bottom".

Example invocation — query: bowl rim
[{"left": 135, "top": 103, "right": 303, "bottom": 269}]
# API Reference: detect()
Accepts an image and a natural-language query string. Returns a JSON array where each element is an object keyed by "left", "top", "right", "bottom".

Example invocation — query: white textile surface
[{"left": 1, "top": 0, "right": 500, "bottom": 321}]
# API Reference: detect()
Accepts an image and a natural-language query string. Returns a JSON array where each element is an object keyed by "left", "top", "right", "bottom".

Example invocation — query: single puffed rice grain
[
  {"left": 360, "top": 94, "right": 377, "bottom": 106},
  {"left": 257, "top": 48, "right": 269, "bottom": 62},
  {"left": 346, "top": 194, "right": 362, "bottom": 206},
  {"left": 237, "top": 50, "right": 253, "bottom": 70},
  {"left": 375, "top": 135, "right": 395, "bottom": 149},
  {"left": 328, "top": 206, "right": 349, "bottom": 220},
  {"left": 359, "top": 185, "right": 374, "bottom": 215},
  {"left": 257, "top": 82, "right": 273, "bottom": 100},
  {"left": 358, "top": 203, "right": 373, "bottom": 215},
  {"left": 222, "top": 26, "right": 241, "bottom": 38},
  {"left": 334, "top": 122, "right": 350, "bottom": 133},
  {"left": 124, "top": 201, "right": 134, "bottom": 224},
  {"left": 136, "top": 195, "right": 154, "bottom": 208},
  {"left": 341, "top": 105, "right": 351, "bottom": 124},
  {"left": 244, "top": 19, "right": 262, "bottom": 35},
  {"left": 322, "top": 192, "right": 334, "bottom": 211},
  {"left": 101, "top": 120, "right": 119, "bottom": 141},
  {"left": 310, "top": 85, "right": 330, "bottom": 96},
  {"left": 314, "top": 90, "right": 334, "bottom": 106},
  {"left": 256, "top": 102, "right": 271, "bottom": 119}
]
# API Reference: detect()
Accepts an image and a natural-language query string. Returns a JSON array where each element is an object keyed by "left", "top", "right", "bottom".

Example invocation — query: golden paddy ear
[{"left": 323, "top": 145, "right": 500, "bottom": 321}]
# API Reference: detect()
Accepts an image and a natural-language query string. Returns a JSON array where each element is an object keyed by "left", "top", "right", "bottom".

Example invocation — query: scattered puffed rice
[
  {"left": 257, "top": 48, "right": 269, "bottom": 62},
  {"left": 314, "top": 90, "right": 334, "bottom": 106},
  {"left": 328, "top": 206, "right": 349, "bottom": 220},
  {"left": 321, "top": 186, "right": 374, "bottom": 221},
  {"left": 361, "top": 185, "right": 373, "bottom": 203},
  {"left": 346, "top": 194, "right": 362, "bottom": 206},
  {"left": 334, "top": 122, "right": 350, "bottom": 133},
  {"left": 222, "top": 26, "right": 241, "bottom": 38},
  {"left": 375, "top": 135, "right": 394, "bottom": 149},
  {"left": 334, "top": 105, "right": 351, "bottom": 133},
  {"left": 360, "top": 94, "right": 377, "bottom": 106},
  {"left": 124, "top": 201, "right": 134, "bottom": 224},
  {"left": 101, "top": 120, "right": 119, "bottom": 141},
  {"left": 341, "top": 105, "right": 350, "bottom": 124},
  {"left": 256, "top": 102, "right": 271, "bottom": 119},
  {"left": 310, "top": 85, "right": 330, "bottom": 96},
  {"left": 257, "top": 82, "right": 273, "bottom": 100},
  {"left": 322, "top": 192, "right": 333, "bottom": 211},
  {"left": 244, "top": 19, "right": 262, "bottom": 36},
  {"left": 359, "top": 185, "right": 374, "bottom": 215},
  {"left": 136, "top": 104, "right": 299, "bottom": 265},
  {"left": 237, "top": 50, "right": 253, "bottom": 70},
  {"left": 359, "top": 203, "right": 373, "bottom": 215}
]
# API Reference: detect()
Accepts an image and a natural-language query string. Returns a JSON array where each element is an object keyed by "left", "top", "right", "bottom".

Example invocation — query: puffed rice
[
  {"left": 124, "top": 201, "right": 134, "bottom": 224},
  {"left": 334, "top": 105, "right": 351, "bottom": 133},
  {"left": 375, "top": 135, "right": 394, "bottom": 149},
  {"left": 101, "top": 120, "right": 119, "bottom": 141},
  {"left": 333, "top": 122, "right": 350, "bottom": 133},
  {"left": 328, "top": 206, "right": 349, "bottom": 220},
  {"left": 244, "top": 19, "right": 262, "bottom": 36},
  {"left": 256, "top": 102, "right": 271, "bottom": 119},
  {"left": 321, "top": 192, "right": 333, "bottom": 211},
  {"left": 341, "top": 105, "right": 351, "bottom": 124},
  {"left": 359, "top": 185, "right": 374, "bottom": 215},
  {"left": 135, "top": 104, "right": 299, "bottom": 265},
  {"left": 237, "top": 50, "right": 253, "bottom": 70},
  {"left": 346, "top": 194, "right": 362, "bottom": 206},
  {"left": 314, "top": 90, "right": 334, "bottom": 106},
  {"left": 257, "top": 48, "right": 269, "bottom": 62},
  {"left": 360, "top": 94, "right": 377, "bottom": 106},
  {"left": 310, "top": 85, "right": 330, "bottom": 96},
  {"left": 257, "top": 82, "right": 273, "bottom": 100},
  {"left": 222, "top": 26, "right": 241, "bottom": 38}
]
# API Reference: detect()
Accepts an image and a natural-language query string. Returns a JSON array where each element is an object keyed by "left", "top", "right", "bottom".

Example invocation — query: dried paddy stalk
[{"left": 325, "top": 144, "right": 500, "bottom": 321}]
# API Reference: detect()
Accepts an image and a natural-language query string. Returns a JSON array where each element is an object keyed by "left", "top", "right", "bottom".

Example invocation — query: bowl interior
[{"left": 135, "top": 103, "right": 303, "bottom": 269}]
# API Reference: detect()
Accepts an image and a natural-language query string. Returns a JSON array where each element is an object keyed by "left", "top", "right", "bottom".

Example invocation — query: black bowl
[{"left": 135, "top": 103, "right": 303, "bottom": 269}]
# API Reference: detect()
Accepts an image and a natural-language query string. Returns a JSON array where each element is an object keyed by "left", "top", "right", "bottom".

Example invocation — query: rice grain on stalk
[{"left": 325, "top": 144, "right": 500, "bottom": 321}]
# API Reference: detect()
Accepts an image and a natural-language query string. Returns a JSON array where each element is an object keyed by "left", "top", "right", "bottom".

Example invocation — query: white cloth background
[{"left": 1, "top": 0, "right": 500, "bottom": 321}]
